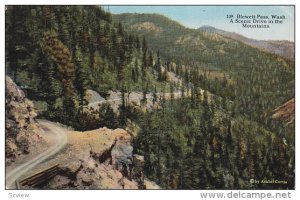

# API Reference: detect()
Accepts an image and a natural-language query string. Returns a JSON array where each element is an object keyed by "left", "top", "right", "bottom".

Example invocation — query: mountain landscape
[
  {"left": 199, "top": 25, "right": 294, "bottom": 60},
  {"left": 5, "top": 6, "right": 294, "bottom": 190}
]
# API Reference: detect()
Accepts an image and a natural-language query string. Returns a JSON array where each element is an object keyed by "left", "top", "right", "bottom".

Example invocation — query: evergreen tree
[
  {"left": 74, "top": 46, "right": 87, "bottom": 107},
  {"left": 99, "top": 103, "right": 118, "bottom": 129},
  {"left": 6, "top": 6, "right": 31, "bottom": 82},
  {"left": 119, "top": 85, "right": 127, "bottom": 127}
]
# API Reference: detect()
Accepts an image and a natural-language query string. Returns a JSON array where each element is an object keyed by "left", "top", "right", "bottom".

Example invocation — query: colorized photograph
[{"left": 5, "top": 5, "right": 294, "bottom": 190}]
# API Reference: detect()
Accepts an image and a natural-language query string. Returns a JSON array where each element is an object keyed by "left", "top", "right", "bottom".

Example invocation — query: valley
[{"left": 5, "top": 5, "right": 295, "bottom": 190}]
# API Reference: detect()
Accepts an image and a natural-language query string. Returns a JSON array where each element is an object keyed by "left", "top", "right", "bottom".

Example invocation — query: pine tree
[
  {"left": 99, "top": 103, "right": 118, "bottom": 129},
  {"left": 170, "top": 83, "right": 175, "bottom": 107},
  {"left": 148, "top": 51, "right": 153, "bottom": 68},
  {"left": 135, "top": 36, "right": 141, "bottom": 50},
  {"left": 142, "top": 50, "right": 148, "bottom": 77},
  {"left": 40, "top": 31, "right": 76, "bottom": 122},
  {"left": 142, "top": 36, "right": 148, "bottom": 76},
  {"left": 153, "top": 85, "right": 158, "bottom": 106},
  {"left": 163, "top": 68, "right": 168, "bottom": 81},
  {"left": 6, "top": 6, "right": 31, "bottom": 82},
  {"left": 41, "top": 31, "right": 75, "bottom": 96},
  {"left": 142, "top": 36, "right": 147, "bottom": 53},
  {"left": 74, "top": 46, "right": 87, "bottom": 107},
  {"left": 156, "top": 51, "right": 161, "bottom": 70},
  {"left": 119, "top": 85, "right": 127, "bottom": 127},
  {"left": 142, "top": 80, "right": 149, "bottom": 106}
]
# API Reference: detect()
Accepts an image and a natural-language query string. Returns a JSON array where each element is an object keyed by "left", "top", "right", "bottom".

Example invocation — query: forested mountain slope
[
  {"left": 5, "top": 6, "right": 295, "bottom": 190},
  {"left": 6, "top": 6, "right": 170, "bottom": 129},
  {"left": 112, "top": 12, "right": 294, "bottom": 189},
  {"left": 199, "top": 25, "right": 294, "bottom": 60},
  {"left": 113, "top": 13, "right": 294, "bottom": 128}
]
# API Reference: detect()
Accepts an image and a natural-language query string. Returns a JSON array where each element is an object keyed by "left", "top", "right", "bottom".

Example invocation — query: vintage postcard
[{"left": 5, "top": 5, "right": 294, "bottom": 190}]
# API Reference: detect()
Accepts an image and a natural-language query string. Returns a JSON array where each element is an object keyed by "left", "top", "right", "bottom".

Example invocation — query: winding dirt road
[
  {"left": 87, "top": 91, "right": 190, "bottom": 110},
  {"left": 5, "top": 120, "right": 68, "bottom": 189}
]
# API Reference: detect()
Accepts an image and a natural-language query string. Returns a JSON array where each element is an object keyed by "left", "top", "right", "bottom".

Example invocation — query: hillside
[
  {"left": 199, "top": 25, "right": 294, "bottom": 60},
  {"left": 6, "top": 6, "right": 295, "bottom": 190},
  {"left": 113, "top": 13, "right": 294, "bottom": 65},
  {"left": 5, "top": 76, "right": 44, "bottom": 165},
  {"left": 113, "top": 13, "right": 294, "bottom": 122},
  {"left": 5, "top": 77, "right": 158, "bottom": 189},
  {"left": 6, "top": 6, "right": 175, "bottom": 130},
  {"left": 23, "top": 126, "right": 159, "bottom": 189},
  {"left": 272, "top": 98, "right": 295, "bottom": 126}
]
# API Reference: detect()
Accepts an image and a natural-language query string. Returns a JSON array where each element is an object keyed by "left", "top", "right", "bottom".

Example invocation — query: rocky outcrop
[
  {"left": 87, "top": 90, "right": 163, "bottom": 115},
  {"left": 272, "top": 98, "right": 295, "bottom": 126},
  {"left": 51, "top": 150, "right": 138, "bottom": 189},
  {"left": 45, "top": 127, "right": 158, "bottom": 189},
  {"left": 84, "top": 89, "right": 105, "bottom": 109},
  {"left": 5, "top": 76, "right": 43, "bottom": 165}
]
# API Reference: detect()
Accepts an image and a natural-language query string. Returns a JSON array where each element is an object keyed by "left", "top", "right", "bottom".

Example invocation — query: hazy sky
[{"left": 107, "top": 6, "right": 294, "bottom": 41}]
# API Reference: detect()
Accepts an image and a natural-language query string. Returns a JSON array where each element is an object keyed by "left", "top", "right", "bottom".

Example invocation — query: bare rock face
[
  {"left": 5, "top": 76, "right": 43, "bottom": 165},
  {"left": 85, "top": 89, "right": 105, "bottom": 103},
  {"left": 111, "top": 131, "right": 133, "bottom": 177},
  {"left": 60, "top": 160, "right": 82, "bottom": 176},
  {"left": 46, "top": 128, "right": 158, "bottom": 189},
  {"left": 49, "top": 175, "right": 71, "bottom": 189},
  {"left": 48, "top": 148, "right": 139, "bottom": 189},
  {"left": 272, "top": 98, "right": 295, "bottom": 126}
]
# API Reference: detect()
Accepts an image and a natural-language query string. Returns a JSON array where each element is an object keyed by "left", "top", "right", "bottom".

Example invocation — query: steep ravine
[{"left": 6, "top": 77, "right": 159, "bottom": 189}]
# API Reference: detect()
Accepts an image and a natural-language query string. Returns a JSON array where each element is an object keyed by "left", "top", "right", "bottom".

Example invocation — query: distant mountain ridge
[
  {"left": 198, "top": 25, "right": 294, "bottom": 60},
  {"left": 113, "top": 13, "right": 294, "bottom": 64},
  {"left": 112, "top": 13, "right": 294, "bottom": 122}
]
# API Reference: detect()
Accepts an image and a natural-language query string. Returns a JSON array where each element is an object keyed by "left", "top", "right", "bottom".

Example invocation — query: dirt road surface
[{"left": 5, "top": 120, "right": 68, "bottom": 189}]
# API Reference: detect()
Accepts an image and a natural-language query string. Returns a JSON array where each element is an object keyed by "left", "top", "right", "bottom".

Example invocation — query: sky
[{"left": 106, "top": 6, "right": 294, "bottom": 41}]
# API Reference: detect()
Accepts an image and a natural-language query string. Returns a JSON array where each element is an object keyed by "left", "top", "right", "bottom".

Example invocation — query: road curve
[
  {"left": 87, "top": 92, "right": 186, "bottom": 110},
  {"left": 6, "top": 120, "right": 68, "bottom": 189}
]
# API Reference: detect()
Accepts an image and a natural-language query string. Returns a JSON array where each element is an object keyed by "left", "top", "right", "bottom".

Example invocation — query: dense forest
[
  {"left": 5, "top": 6, "right": 294, "bottom": 189},
  {"left": 6, "top": 6, "right": 170, "bottom": 128}
]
